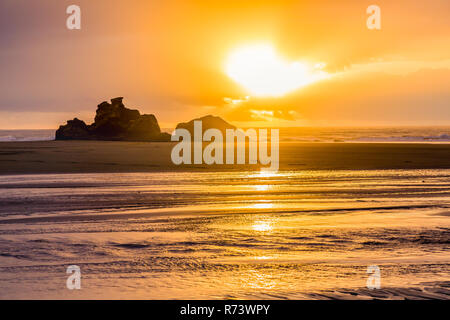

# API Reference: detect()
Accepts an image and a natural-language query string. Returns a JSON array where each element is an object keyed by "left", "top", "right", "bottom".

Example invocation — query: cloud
[
  {"left": 219, "top": 66, "right": 450, "bottom": 125},
  {"left": 223, "top": 96, "right": 298, "bottom": 122},
  {"left": 1, "top": 1, "right": 449, "bottom": 128}
]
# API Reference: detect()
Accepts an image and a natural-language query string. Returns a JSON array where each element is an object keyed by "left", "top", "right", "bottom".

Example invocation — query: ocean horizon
[{"left": 2, "top": 127, "right": 450, "bottom": 143}]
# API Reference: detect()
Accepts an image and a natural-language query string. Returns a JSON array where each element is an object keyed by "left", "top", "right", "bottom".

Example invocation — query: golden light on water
[
  {"left": 254, "top": 184, "right": 270, "bottom": 191},
  {"left": 252, "top": 221, "right": 273, "bottom": 231},
  {"left": 244, "top": 270, "right": 277, "bottom": 290},
  {"left": 225, "top": 44, "right": 329, "bottom": 97},
  {"left": 251, "top": 203, "right": 274, "bottom": 210},
  {"left": 254, "top": 170, "right": 281, "bottom": 179},
  {"left": 254, "top": 256, "right": 272, "bottom": 260}
]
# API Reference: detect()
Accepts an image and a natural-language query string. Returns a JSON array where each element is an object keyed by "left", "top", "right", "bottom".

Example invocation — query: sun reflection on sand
[
  {"left": 248, "top": 170, "right": 284, "bottom": 192},
  {"left": 252, "top": 220, "right": 273, "bottom": 231},
  {"left": 254, "top": 170, "right": 281, "bottom": 178},
  {"left": 250, "top": 203, "right": 274, "bottom": 210},
  {"left": 254, "top": 256, "right": 273, "bottom": 260},
  {"left": 253, "top": 184, "right": 270, "bottom": 191},
  {"left": 243, "top": 269, "right": 278, "bottom": 290}
]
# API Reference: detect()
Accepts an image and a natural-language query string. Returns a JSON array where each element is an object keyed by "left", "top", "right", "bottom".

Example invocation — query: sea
[{"left": 1, "top": 127, "right": 450, "bottom": 143}]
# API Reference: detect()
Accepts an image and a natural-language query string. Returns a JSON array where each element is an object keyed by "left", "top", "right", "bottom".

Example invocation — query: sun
[{"left": 225, "top": 44, "right": 329, "bottom": 97}]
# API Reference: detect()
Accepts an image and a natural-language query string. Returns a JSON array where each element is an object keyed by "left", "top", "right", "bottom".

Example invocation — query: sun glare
[
  {"left": 225, "top": 44, "right": 329, "bottom": 97},
  {"left": 252, "top": 221, "right": 273, "bottom": 232}
]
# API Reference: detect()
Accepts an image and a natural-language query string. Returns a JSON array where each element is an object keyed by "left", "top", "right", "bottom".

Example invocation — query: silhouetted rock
[
  {"left": 175, "top": 115, "right": 235, "bottom": 136},
  {"left": 55, "top": 118, "right": 90, "bottom": 140},
  {"left": 55, "top": 97, "right": 170, "bottom": 141},
  {"left": 126, "top": 114, "right": 170, "bottom": 141},
  {"left": 90, "top": 97, "right": 141, "bottom": 139}
]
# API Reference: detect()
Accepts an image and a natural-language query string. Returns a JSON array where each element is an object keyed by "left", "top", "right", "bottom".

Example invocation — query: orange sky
[{"left": 0, "top": 0, "right": 449, "bottom": 129}]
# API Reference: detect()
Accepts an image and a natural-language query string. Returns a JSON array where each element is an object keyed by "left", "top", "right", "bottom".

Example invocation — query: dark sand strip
[
  {"left": 1, "top": 141, "right": 450, "bottom": 174},
  {"left": 308, "top": 281, "right": 450, "bottom": 300}
]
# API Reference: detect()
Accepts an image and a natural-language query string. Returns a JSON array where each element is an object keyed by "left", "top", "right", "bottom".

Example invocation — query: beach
[
  {"left": 1, "top": 141, "right": 450, "bottom": 174},
  {"left": 1, "top": 0, "right": 449, "bottom": 305},
  {"left": 0, "top": 141, "right": 449, "bottom": 299}
]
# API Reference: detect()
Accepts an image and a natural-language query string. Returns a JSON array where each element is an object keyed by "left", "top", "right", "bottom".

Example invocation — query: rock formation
[
  {"left": 175, "top": 115, "right": 236, "bottom": 136},
  {"left": 56, "top": 97, "right": 170, "bottom": 141}
]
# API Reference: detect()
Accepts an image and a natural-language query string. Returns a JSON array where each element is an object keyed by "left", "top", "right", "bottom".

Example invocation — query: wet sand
[
  {"left": 0, "top": 170, "right": 449, "bottom": 299},
  {"left": 0, "top": 141, "right": 450, "bottom": 174},
  {"left": 0, "top": 142, "right": 449, "bottom": 299}
]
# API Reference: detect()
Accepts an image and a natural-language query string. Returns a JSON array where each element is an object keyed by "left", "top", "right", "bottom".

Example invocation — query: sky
[{"left": 0, "top": 0, "right": 449, "bottom": 129}]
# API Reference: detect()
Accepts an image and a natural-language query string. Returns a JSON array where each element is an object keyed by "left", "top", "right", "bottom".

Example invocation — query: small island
[{"left": 176, "top": 115, "right": 236, "bottom": 136}]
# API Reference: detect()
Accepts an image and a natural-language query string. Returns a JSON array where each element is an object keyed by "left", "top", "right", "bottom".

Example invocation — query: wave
[
  {"left": 1, "top": 128, "right": 450, "bottom": 143},
  {"left": 0, "top": 130, "right": 54, "bottom": 142},
  {"left": 280, "top": 133, "right": 450, "bottom": 143},
  {"left": 354, "top": 133, "right": 450, "bottom": 142}
]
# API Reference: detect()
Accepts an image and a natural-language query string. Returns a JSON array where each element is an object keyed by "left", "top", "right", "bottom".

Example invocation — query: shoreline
[{"left": 1, "top": 140, "right": 450, "bottom": 175}]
